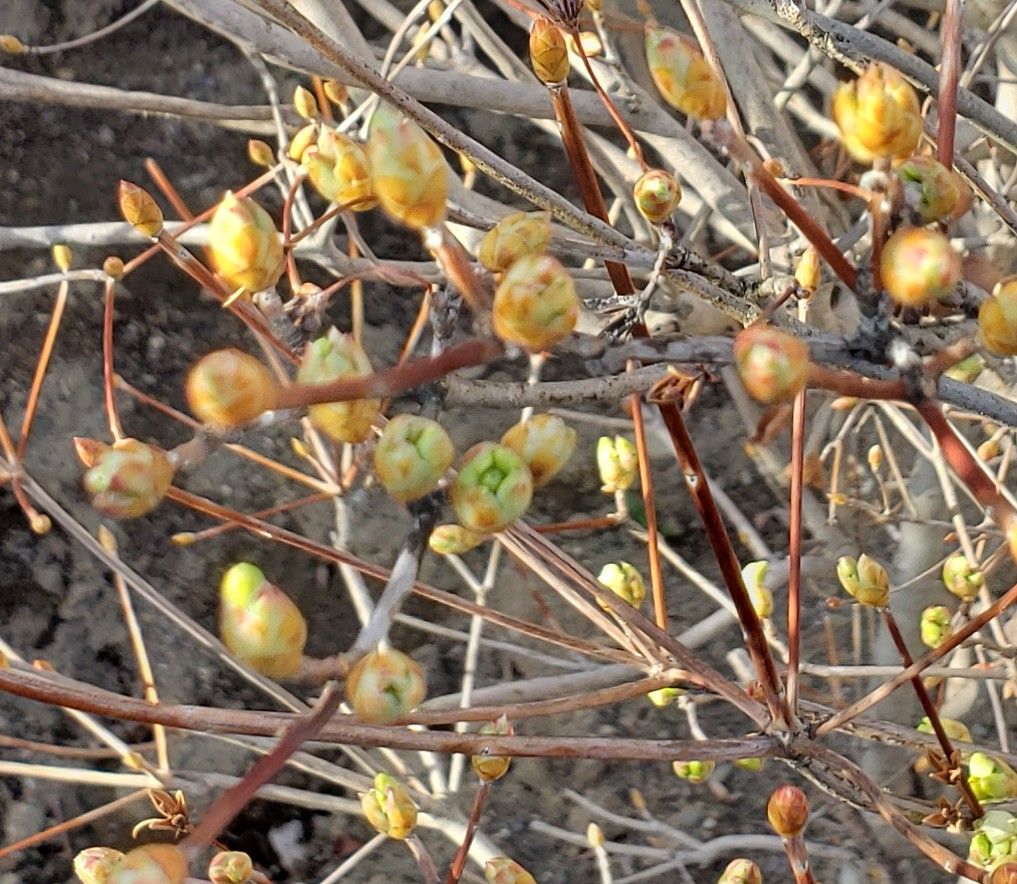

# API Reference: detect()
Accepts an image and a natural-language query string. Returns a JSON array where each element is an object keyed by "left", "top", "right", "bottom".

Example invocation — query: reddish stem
[
  {"left": 786, "top": 388, "right": 806, "bottom": 717},
  {"left": 102, "top": 279, "right": 125, "bottom": 441},
  {"left": 445, "top": 781, "right": 492, "bottom": 884},
  {"left": 937, "top": 0, "right": 963, "bottom": 165}
]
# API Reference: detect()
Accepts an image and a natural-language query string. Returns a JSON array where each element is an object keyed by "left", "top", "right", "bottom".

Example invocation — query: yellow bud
[
  {"left": 597, "top": 561, "right": 646, "bottom": 609},
  {"left": 52, "top": 244, "right": 72, "bottom": 272},
  {"left": 718, "top": 858, "right": 763, "bottom": 884},
  {"left": 832, "top": 63, "right": 922, "bottom": 162},
  {"left": 103, "top": 256, "right": 125, "bottom": 279},
  {"left": 208, "top": 192, "right": 285, "bottom": 294},
  {"left": 734, "top": 757, "right": 764, "bottom": 773},
  {"left": 428, "top": 523, "right": 485, "bottom": 555},
  {"left": 485, "top": 857, "right": 537, "bottom": 884},
  {"left": 673, "top": 759, "right": 714, "bottom": 783},
  {"left": 633, "top": 169, "right": 682, "bottom": 224},
  {"left": 596, "top": 435, "right": 638, "bottom": 494},
  {"left": 530, "top": 17, "right": 570, "bottom": 84},
  {"left": 867, "top": 444, "right": 882, "bottom": 472},
  {"left": 920, "top": 605, "right": 952, "bottom": 648},
  {"left": 837, "top": 553, "right": 889, "bottom": 607},
  {"left": 647, "top": 686, "right": 683, "bottom": 707},
  {"left": 298, "top": 328, "right": 380, "bottom": 443},
  {"left": 794, "top": 247, "right": 821, "bottom": 293},
  {"left": 917, "top": 715, "right": 971, "bottom": 744},
  {"left": 117, "top": 180, "right": 163, "bottom": 238},
  {"left": 346, "top": 648, "right": 427, "bottom": 724},
  {"left": 881, "top": 227, "right": 960, "bottom": 307},
  {"left": 293, "top": 85, "right": 319, "bottom": 120},
  {"left": 567, "top": 30, "right": 604, "bottom": 58},
  {"left": 304, "top": 129, "right": 377, "bottom": 210},
  {"left": 492, "top": 254, "right": 579, "bottom": 351},
  {"left": 107, "top": 844, "right": 188, "bottom": 884},
  {"left": 767, "top": 784, "right": 809, "bottom": 837},
  {"left": 471, "top": 715, "right": 513, "bottom": 781},
  {"left": 207, "top": 851, "right": 253, "bottom": 884},
  {"left": 478, "top": 212, "right": 552, "bottom": 273},
  {"left": 645, "top": 25, "right": 725, "bottom": 121},
  {"left": 361, "top": 773, "right": 418, "bottom": 839},
  {"left": 732, "top": 326, "right": 810, "bottom": 404},
  {"left": 74, "top": 847, "right": 125, "bottom": 884},
  {"left": 980, "top": 278, "right": 1017, "bottom": 356},
  {"left": 220, "top": 563, "right": 307, "bottom": 679},
  {"left": 587, "top": 822, "right": 606, "bottom": 848},
  {"left": 0, "top": 35, "right": 26, "bottom": 54},
  {"left": 288, "top": 123, "right": 318, "bottom": 162},
  {"left": 77, "top": 437, "right": 175, "bottom": 520},
  {"left": 367, "top": 105, "right": 447, "bottom": 230},
  {"left": 942, "top": 553, "right": 984, "bottom": 602},
  {"left": 979, "top": 437, "right": 1001, "bottom": 462},
  {"left": 500, "top": 413, "right": 576, "bottom": 486},
  {"left": 247, "top": 138, "right": 275, "bottom": 167},
  {"left": 323, "top": 79, "right": 348, "bottom": 105},
  {"left": 373, "top": 414, "right": 455, "bottom": 502},
  {"left": 186, "top": 348, "right": 278, "bottom": 427},
  {"left": 740, "top": 560, "right": 773, "bottom": 619},
  {"left": 451, "top": 442, "right": 533, "bottom": 533}
]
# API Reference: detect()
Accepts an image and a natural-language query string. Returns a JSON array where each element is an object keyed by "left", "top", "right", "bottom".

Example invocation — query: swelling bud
[
  {"left": 373, "top": 414, "right": 454, "bottom": 502},
  {"left": 501, "top": 414, "right": 576, "bottom": 486},
  {"left": 207, "top": 192, "right": 285, "bottom": 295},
  {"left": 77, "top": 438, "right": 174, "bottom": 519},
  {"left": 979, "top": 278, "right": 1017, "bottom": 356},
  {"left": 597, "top": 561, "right": 646, "bottom": 609},
  {"left": 361, "top": 773, "right": 418, "bottom": 839},
  {"left": 597, "top": 435, "right": 638, "bottom": 494},
  {"left": 732, "top": 326, "right": 810, "bottom": 404},
  {"left": 942, "top": 553, "right": 984, "bottom": 602},
  {"left": 471, "top": 715, "right": 514, "bottom": 782},
  {"left": 920, "top": 605, "right": 952, "bottom": 648},
  {"left": 530, "top": 17, "right": 569, "bottom": 84},
  {"left": 107, "top": 844, "right": 188, "bottom": 884},
  {"left": 428, "top": 523, "right": 485, "bottom": 555},
  {"left": 117, "top": 181, "right": 164, "bottom": 238},
  {"left": 767, "top": 784, "right": 809, "bottom": 837},
  {"left": 346, "top": 647, "right": 426, "bottom": 724},
  {"left": 303, "top": 129, "right": 377, "bottom": 211},
  {"left": 74, "top": 847, "right": 125, "bottom": 884},
  {"left": 645, "top": 25, "right": 725, "bottom": 120},
  {"left": 492, "top": 254, "right": 579, "bottom": 351},
  {"left": 186, "top": 348, "right": 277, "bottom": 428},
  {"left": 485, "top": 857, "right": 537, "bottom": 884},
  {"left": 836, "top": 553, "right": 890, "bottom": 607},
  {"left": 831, "top": 62, "right": 922, "bottom": 162},
  {"left": 898, "top": 156, "right": 967, "bottom": 223},
  {"left": 208, "top": 851, "right": 253, "bottom": 884},
  {"left": 633, "top": 169, "right": 682, "bottom": 224},
  {"left": 718, "top": 858, "right": 763, "bottom": 884},
  {"left": 881, "top": 227, "right": 961, "bottom": 307},
  {"left": 478, "top": 212, "right": 552, "bottom": 273},
  {"left": 673, "top": 760, "right": 714, "bottom": 783},
  {"left": 298, "top": 329, "right": 380, "bottom": 444},
  {"left": 451, "top": 442, "right": 533, "bottom": 533}
]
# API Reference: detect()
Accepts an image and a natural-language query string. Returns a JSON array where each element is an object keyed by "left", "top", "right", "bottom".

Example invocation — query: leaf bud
[
  {"left": 471, "top": 715, "right": 513, "bottom": 781},
  {"left": 74, "top": 847, "right": 125, "bottom": 884},
  {"left": 77, "top": 437, "right": 174, "bottom": 519},
  {"left": 645, "top": 25, "right": 725, "bottom": 120},
  {"left": 740, "top": 560, "right": 773, "bottom": 619},
  {"left": 297, "top": 328, "right": 380, "bottom": 444},
  {"left": 794, "top": 247, "right": 821, "bottom": 295},
  {"left": 718, "top": 858, "right": 763, "bottom": 884},
  {"left": 346, "top": 647, "right": 427, "bottom": 724},
  {"left": 478, "top": 212, "right": 552, "bottom": 273},
  {"left": 103, "top": 256, "right": 125, "bottom": 278},
  {"left": 673, "top": 759, "right": 714, "bottom": 783},
  {"left": 220, "top": 563, "right": 307, "bottom": 679},
  {"left": 107, "top": 844, "right": 188, "bottom": 884},
  {"left": 303, "top": 128, "right": 377, "bottom": 210},
  {"left": 451, "top": 442, "right": 533, "bottom": 533},
  {"left": 428, "top": 523, "right": 485, "bottom": 555},
  {"left": 323, "top": 79, "right": 348, "bottom": 105},
  {"left": 52, "top": 243, "right": 72, "bottom": 272},
  {"left": 596, "top": 435, "right": 638, "bottom": 494},
  {"left": 208, "top": 192, "right": 285, "bottom": 295},
  {"left": 969, "top": 753, "right": 1017, "bottom": 803},
  {"left": 492, "top": 254, "right": 579, "bottom": 351},
  {"left": 367, "top": 104, "right": 447, "bottom": 230},
  {"left": 530, "top": 17, "right": 569, "bottom": 84},
  {"left": 836, "top": 553, "right": 889, "bottom": 607},
  {"left": 970, "top": 810, "right": 1017, "bottom": 865},
  {"left": 597, "top": 561, "right": 646, "bottom": 609},
  {"left": 646, "top": 686, "right": 684, "bottom": 707},
  {"left": 288, "top": 123, "right": 318, "bottom": 162},
  {"left": 920, "top": 605, "right": 952, "bottom": 649},
  {"left": 898, "top": 156, "right": 966, "bottom": 223},
  {"left": 186, "top": 348, "right": 278, "bottom": 428},
  {"left": 917, "top": 716, "right": 971, "bottom": 744},
  {"left": 117, "top": 180, "right": 163, "bottom": 238},
  {"left": 373, "top": 414, "right": 454, "bottom": 502},
  {"left": 766, "top": 784, "right": 809, "bottom": 837},
  {"left": 734, "top": 757, "right": 765, "bottom": 773},
  {"left": 501, "top": 414, "right": 576, "bottom": 486},
  {"left": 0, "top": 35, "right": 25, "bottom": 54},
  {"left": 247, "top": 138, "right": 275, "bottom": 168},
  {"left": 979, "top": 278, "right": 1017, "bottom": 357},
  {"left": 633, "top": 169, "right": 682, "bottom": 224},
  {"left": 732, "top": 326, "right": 810, "bottom": 405},
  {"left": 880, "top": 227, "right": 960, "bottom": 307},
  {"left": 484, "top": 857, "right": 537, "bottom": 884},
  {"left": 361, "top": 772, "right": 418, "bottom": 839},
  {"left": 942, "top": 553, "right": 984, "bottom": 602},
  {"left": 293, "top": 85, "right": 319, "bottom": 120},
  {"left": 207, "top": 851, "right": 253, "bottom": 884},
  {"left": 831, "top": 63, "right": 922, "bottom": 162}
]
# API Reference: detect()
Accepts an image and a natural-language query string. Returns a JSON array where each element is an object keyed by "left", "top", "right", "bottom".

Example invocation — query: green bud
[
  {"left": 917, "top": 716, "right": 971, "bottom": 744},
  {"left": 673, "top": 759, "right": 714, "bottom": 783},
  {"left": 373, "top": 414, "right": 454, "bottom": 502},
  {"left": 740, "top": 560, "right": 773, "bottom": 619},
  {"left": 734, "top": 757, "right": 765, "bottom": 773},
  {"left": 920, "top": 605, "right": 952, "bottom": 649},
  {"left": 597, "top": 561, "right": 646, "bottom": 609},
  {"left": 969, "top": 753, "right": 1017, "bottom": 803},
  {"left": 361, "top": 773, "right": 418, "bottom": 839},
  {"left": 942, "top": 553, "right": 984, "bottom": 602},
  {"left": 428, "top": 523, "right": 485, "bottom": 556},
  {"left": 346, "top": 647, "right": 426, "bottom": 724},
  {"left": 596, "top": 435, "right": 638, "bottom": 494},
  {"left": 970, "top": 811, "right": 1017, "bottom": 865},
  {"left": 451, "top": 442, "right": 533, "bottom": 533},
  {"left": 647, "top": 686, "right": 684, "bottom": 707},
  {"left": 836, "top": 554, "right": 889, "bottom": 607}
]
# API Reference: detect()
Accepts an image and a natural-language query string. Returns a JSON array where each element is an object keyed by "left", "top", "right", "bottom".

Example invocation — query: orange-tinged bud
[
  {"left": 247, "top": 138, "right": 275, "bottom": 168},
  {"left": 293, "top": 85, "right": 318, "bottom": 120},
  {"left": 979, "top": 278, "right": 1017, "bottom": 356},
  {"left": 208, "top": 192, "right": 285, "bottom": 294},
  {"left": 346, "top": 647, "right": 427, "bottom": 724},
  {"left": 186, "top": 348, "right": 277, "bottom": 427},
  {"left": 298, "top": 328, "right": 380, "bottom": 443},
  {"left": 767, "top": 784, "right": 809, "bottom": 837},
  {"left": 633, "top": 169, "right": 682, "bottom": 224},
  {"left": 732, "top": 326, "right": 809, "bottom": 404},
  {"left": 428, "top": 523, "right": 485, "bottom": 555},
  {"left": 303, "top": 129, "right": 377, "bottom": 210},
  {"left": 645, "top": 25, "right": 725, "bottom": 121},
  {"left": 289, "top": 123, "right": 318, "bottom": 162},
  {"left": 207, "top": 851, "right": 253, "bottom": 884},
  {"left": 118, "top": 181, "right": 163, "bottom": 238},
  {"left": 478, "top": 212, "right": 552, "bottom": 273},
  {"left": 103, "top": 256, "right": 125, "bottom": 278},
  {"left": 77, "top": 438, "right": 174, "bottom": 519},
  {"left": 673, "top": 759, "right": 714, "bottom": 783},
  {"left": 471, "top": 715, "right": 513, "bottom": 781},
  {"left": 361, "top": 772, "right": 418, "bottom": 839},
  {"left": 991, "top": 864, "right": 1017, "bottom": 884},
  {"left": 107, "top": 844, "right": 188, "bottom": 884},
  {"left": 979, "top": 438, "right": 1001, "bottom": 462},
  {"left": 881, "top": 227, "right": 960, "bottom": 307},
  {"left": 485, "top": 857, "right": 537, "bottom": 884},
  {"left": 795, "top": 247, "right": 821, "bottom": 293},
  {"left": 367, "top": 105, "right": 447, "bottom": 230},
  {"left": 74, "top": 847, "right": 125, "bottom": 884},
  {"left": 597, "top": 435, "right": 638, "bottom": 494},
  {"left": 220, "top": 562, "right": 307, "bottom": 679},
  {"left": 898, "top": 156, "right": 965, "bottom": 223},
  {"left": 451, "top": 442, "right": 533, "bottom": 533},
  {"left": 942, "top": 552, "right": 984, "bottom": 602},
  {"left": 718, "top": 858, "right": 763, "bottom": 884},
  {"left": 920, "top": 604, "right": 952, "bottom": 648},
  {"left": 492, "top": 254, "right": 579, "bottom": 351},
  {"left": 597, "top": 561, "right": 646, "bottom": 609},
  {"left": 323, "top": 79, "right": 348, "bottom": 105},
  {"left": 837, "top": 553, "right": 889, "bottom": 607},
  {"left": 500, "top": 414, "right": 576, "bottom": 486},
  {"left": 0, "top": 35, "right": 26, "bottom": 54},
  {"left": 831, "top": 63, "right": 922, "bottom": 162},
  {"left": 530, "top": 17, "right": 569, "bottom": 84},
  {"left": 373, "top": 414, "right": 454, "bottom": 502},
  {"left": 567, "top": 30, "right": 603, "bottom": 58}
]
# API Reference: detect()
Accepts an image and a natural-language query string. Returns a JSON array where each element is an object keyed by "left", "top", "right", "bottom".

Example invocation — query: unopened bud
[
  {"left": 52, "top": 244, "right": 72, "bottom": 272},
  {"left": 718, "top": 858, "right": 763, "bottom": 884},
  {"left": 501, "top": 414, "right": 576, "bottom": 486},
  {"left": 633, "top": 169, "right": 682, "bottom": 224},
  {"left": 298, "top": 328, "right": 380, "bottom": 444},
  {"left": 881, "top": 227, "right": 960, "bottom": 307},
  {"left": 220, "top": 563, "right": 307, "bottom": 679},
  {"left": 740, "top": 560, "right": 773, "bottom": 619},
  {"left": 673, "top": 759, "right": 714, "bottom": 783},
  {"left": 288, "top": 123, "right": 318, "bottom": 162},
  {"left": 767, "top": 784, "right": 809, "bottom": 837},
  {"left": 530, "top": 17, "right": 569, "bottom": 84},
  {"left": 734, "top": 757, "right": 764, "bottom": 773},
  {"left": 247, "top": 138, "right": 275, "bottom": 167},
  {"left": 428, "top": 523, "right": 485, "bottom": 555},
  {"left": 346, "top": 647, "right": 427, "bottom": 724},
  {"left": 362, "top": 772, "right": 418, "bottom": 839},
  {"left": 77, "top": 438, "right": 174, "bottom": 520},
  {"left": 586, "top": 822, "right": 606, "bottom": 848},
  {"left": 597, "top": 435, "right": 638, "bottom": 494},
  {"left": 920, "top": 605, "right": 952, "bottom": 649},
  {"left": 597, "top": 561, "right": 646, "bottom": 609},
  {"left": 980, "top": 278, "right": 1017, "bottom": 357},
  {"left": 303, "top": 129, "right": 377, "bottom": 210},
  {"left": 942, "top": 553, "right": 984, "bottom": 602},
  {"left": 732, "top": 326, "right": 810, "bottom": 405},
  {"left": 478, "top": 212, "right": 552, "bottom": 273},
  {"left": 969, "top": 753, "right": 1017, "bottom": 803},
  {"left": 74, "top": 847, "right": 124, "bottom": 884},
  {"left": 979, "top": 438, "right": 1001, "bottom": 462},
  {"left": 991, "top": 863, "right": 1017, "bottom": 884},
  {"left": 471, "top": 715, "right": 513, "bottom": 781},
  {"left": 117, "top": 180, "right": 163, "bottom": 238},
  {"left": 451, "top": 442, "right": 533, "bottom": 533},
  {"left": 208, "top": 192, "right": 285, "bottom": 295},
  {"left": 917, "top": 716, "right": 971, "bottom": 744},
  {"left": 485, "top": 857, "right": 537, "bottom": 884},
  {"left": 208, "top": 851, "right": 253, "bottom": 884},
  {"left": 645, "top": 25, "right": 725, "bottom": 120},
  {"left": 492, "top": 254, "right": 579, "bottom": 351},
  {"left": 293, "top": 85, "right": 319, "bottom": 120},
  {"left": 867, "top": 444, "right": 882, "bottom": 472},
  {"left": 647, "top": 686, "right": 684, "bottom": 707},
  {"left": 0, "top": 35, "right": 26, "bottom": 54},
  {"left": 836, "top": 553, "right": 889, "bottom": 607},
  {"left": 107, "top": 844, "right": 188, "bottom": 884},
  {"left": 323, "top": 79, "right": 348, "bottom": 105},
  {"left": 794, "top": 247, "right": 821, "bottom": 293},
  {"left": 186, "top": 348, "right": 278, "bottom": 428},
  {"left": 374, "top": 414, "right": 454, "bottom": 502},
  {"left": 103, "top": 256, "right": 125, "bottom": 278},
  {"left": 832, "top": 63, "right": 922, "bottom": 162},
  {"left": 898, "top": 156, "right": 966, "bottom": 223}
]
